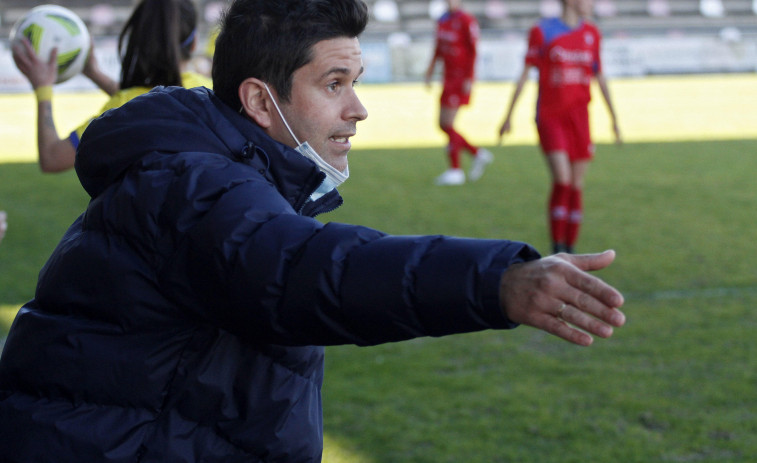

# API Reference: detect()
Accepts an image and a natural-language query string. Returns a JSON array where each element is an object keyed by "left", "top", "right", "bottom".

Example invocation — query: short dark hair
[
  {"left": 119, "top": 0, "right": 197, "bottom": 89},
  {"left": 212, "top": 0, "right": 369, "bottom": 109}
]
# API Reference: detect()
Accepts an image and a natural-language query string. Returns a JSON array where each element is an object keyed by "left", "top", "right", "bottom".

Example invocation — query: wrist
[{"left": 34, "top": 85, "right": 53, "bottom": 102}]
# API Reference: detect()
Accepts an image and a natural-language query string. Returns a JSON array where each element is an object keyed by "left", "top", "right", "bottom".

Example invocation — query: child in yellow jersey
[{"left": 11, "top": 0, "right": 207, "bottom": 173}]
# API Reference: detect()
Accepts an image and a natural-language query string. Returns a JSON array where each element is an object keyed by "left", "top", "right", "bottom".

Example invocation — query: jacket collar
[
  {"left": 77, "top": 86, "right": 342, "bottom": 217},
  {"left": 208, "top": 92, "right": 344, "bottom": 217}
]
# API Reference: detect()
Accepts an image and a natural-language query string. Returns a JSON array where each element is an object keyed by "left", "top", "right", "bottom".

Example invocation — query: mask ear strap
[{"left": 263, "top": 83, "right": 301, "bottom": 146}]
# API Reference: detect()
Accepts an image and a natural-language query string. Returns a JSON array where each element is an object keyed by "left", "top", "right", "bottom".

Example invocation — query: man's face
[{"left": 270, "top": 37, "right": 368, "bottom": 173}]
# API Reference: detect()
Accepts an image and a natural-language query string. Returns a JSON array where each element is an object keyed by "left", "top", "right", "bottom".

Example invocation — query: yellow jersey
[{"left": 70, "top": 71, "right": 212, "bottom": 148}]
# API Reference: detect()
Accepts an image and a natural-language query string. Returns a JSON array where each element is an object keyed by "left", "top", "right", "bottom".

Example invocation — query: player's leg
[
  {"left": 453, "top": 78, "right": 493, "bottom": 181},
  {"left": 468, "top": 146, "right": 493, "bottom": 182},
  {"left": 466, "top": 94, "right": 493, "bottom": 183},
  {"left": 444, "top": 78, "right": 474, "bottom": 156},
  {"left": 566, "top": 160, "right": 589, "bottom": 253},
  {"left": 435, "top": 104, "right": 466, "bottom": 185},
  {"left": 435, "top": 78, "right": 492, "bottom": 184},
  {"left": 545, "top": 152, "right": 572, "bottom": 253},
  {"left": 440, "top": 105, "right": 462, "bottom": 169},
  {"left": 565, "top": 105, "right": 594, "bottom": 253},
  {"left": 538, "top": 115, "right": 572, "bottom": 253}
]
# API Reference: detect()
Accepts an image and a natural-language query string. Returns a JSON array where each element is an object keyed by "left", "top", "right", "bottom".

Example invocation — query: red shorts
[
  {"left": 440, "top": 76, "right": 473, "bottom": 108},
  {"left": 536, "top": 105, "right": 594, "bottom": 161}
]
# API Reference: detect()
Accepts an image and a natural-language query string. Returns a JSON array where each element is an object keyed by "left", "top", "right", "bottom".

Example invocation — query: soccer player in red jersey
[
  {"left": 498, "top": 0, "right": 621, "bottom": 253},
  {"left": 425, "top": 0, "right": 493, "bottom": 185}
]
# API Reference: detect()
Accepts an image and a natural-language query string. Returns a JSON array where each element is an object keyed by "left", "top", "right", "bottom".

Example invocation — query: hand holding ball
[{"left": 10, "top": 5, "right": 90, "bottom": 84}]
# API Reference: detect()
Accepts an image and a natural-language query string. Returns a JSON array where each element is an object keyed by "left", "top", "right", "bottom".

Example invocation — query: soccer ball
[{"left": 9, "top": 5, "right": 90, "bottom": 84}]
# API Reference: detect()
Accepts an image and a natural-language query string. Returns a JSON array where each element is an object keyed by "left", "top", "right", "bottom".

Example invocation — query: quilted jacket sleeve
[{"left": 155, "top": 155, "right": 540, "bottom": 347}]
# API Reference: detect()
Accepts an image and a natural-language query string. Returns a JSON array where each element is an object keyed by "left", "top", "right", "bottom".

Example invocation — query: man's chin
[{"left": 325, "top": 155, "right": 349, "bottom": 173}]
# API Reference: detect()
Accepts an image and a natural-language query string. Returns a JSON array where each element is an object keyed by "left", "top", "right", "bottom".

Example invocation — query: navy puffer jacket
[{"left": 0, "top": 87, "right": 540, "bottom": 462}]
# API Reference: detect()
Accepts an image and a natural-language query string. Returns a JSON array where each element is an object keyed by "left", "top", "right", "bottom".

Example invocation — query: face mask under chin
[{"left": 263, "top": 84, "right": 349, "bottom": 191}]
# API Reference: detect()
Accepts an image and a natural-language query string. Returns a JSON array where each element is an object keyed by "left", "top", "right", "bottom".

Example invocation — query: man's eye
[{"left": 352, "top": 79, "right": 360, "bottom": 87}]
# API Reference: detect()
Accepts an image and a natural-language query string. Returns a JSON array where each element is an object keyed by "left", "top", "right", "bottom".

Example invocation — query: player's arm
[
  {"left": 424, "top": 51, "right": 439, "bottom": 87},
  {"left": 12, "top": 38, "right": 77, "bottom": 172},
  {"left": 466, "top": 15, "right": 479, "bottom": 58},
  {"left": 498, "top": 65, "right": 532, "bottom": 140},
  {"left": 36, "top": 101, "right": 77, "bottom": 172},
  {"left": 499, "top": 25, "right": 542, "bottom": 140},
  {"left": 596, "top": 71, "right": 622, "bottom": 145},
  {"left": 592, "top": 28, "right": 620, "bottom": 145},
  {"left": 83, "top": 39, "right": 119, "bottom": 96},
  {"left": 424, "top": 33, "right": 441, "bottom": 87}
]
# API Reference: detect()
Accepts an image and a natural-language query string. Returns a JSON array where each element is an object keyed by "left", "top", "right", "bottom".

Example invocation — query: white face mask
[{"left": 263, "top": 83, "right": 349, "bottom": 192}]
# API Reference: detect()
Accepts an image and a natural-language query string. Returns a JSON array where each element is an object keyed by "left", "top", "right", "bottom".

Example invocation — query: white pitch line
[{"left": 626, "top": 286, "right": 757, "bottom": 301}]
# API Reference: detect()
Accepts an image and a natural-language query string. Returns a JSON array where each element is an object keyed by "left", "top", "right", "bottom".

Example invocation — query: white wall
[{"left": 2, "top": 33, "right": 756, "bottom": 92}]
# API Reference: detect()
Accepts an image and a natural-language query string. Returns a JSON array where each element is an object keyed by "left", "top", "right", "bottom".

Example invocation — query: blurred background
[{"left": 2, "top": 0, "right": 757, "bottom": 90}]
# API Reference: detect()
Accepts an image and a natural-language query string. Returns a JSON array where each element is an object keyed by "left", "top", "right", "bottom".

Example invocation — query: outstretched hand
[{"left": 499, "top": 250, "right": 625, "bottom": 346}]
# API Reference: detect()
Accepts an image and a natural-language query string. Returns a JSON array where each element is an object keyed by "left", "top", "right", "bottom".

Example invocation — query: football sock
[
  {"left": 566, "top": 187, "right": 583, "bottom": 248},
  {"left": 441, "top": 126, "right": 462, "bottom": 169},
  {"left": 549, "top": 182, "right": 571, "bottom": 247},
  {"left": 457, "top": 131, "right": 478, "bottom": 155}
]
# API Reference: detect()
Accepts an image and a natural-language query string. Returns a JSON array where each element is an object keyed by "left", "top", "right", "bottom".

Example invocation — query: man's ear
[{"left": 238, "top": 78, "right": 273, "bottom": 127}]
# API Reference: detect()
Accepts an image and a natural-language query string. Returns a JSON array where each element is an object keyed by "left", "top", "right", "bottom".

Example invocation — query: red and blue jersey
[
  {"left": 526, "top": 17, "right": 602, "bottom": 117},
  {"left": 433, "top": 9, "right": 479, "bottom": 82}
]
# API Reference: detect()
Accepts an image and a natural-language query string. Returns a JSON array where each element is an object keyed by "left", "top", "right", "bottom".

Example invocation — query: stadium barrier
[{"left": 1, "top": 33, "right": 755, "bottom": 92}]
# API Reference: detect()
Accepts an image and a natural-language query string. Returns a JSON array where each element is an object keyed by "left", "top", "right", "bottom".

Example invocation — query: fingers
[
  {"left": 537, "top": 302, "right": 623, "bottom": 347},
  {"left": 11, "top": 39, "right": 33, "bottom": 68},
  {"left": 14, "top": 36, "right": 34, "bottom": 55},
  {"left": 530, "top": 304, "right": 594, "bottom": 346},
  {"left": 14, "top": 37, "right": 40, "bottom": 63},
  {"left": 12, "top": 38, "right": 58, "bottom": 87},
  {"left": 48, "top": 47, "right": 58, "bottom": 65},
  {"left": 550, "top": 251, "right": 624, "bottom": 307},
  {"left": 559, "top": 249, "right": 616, "bottom": 272},
  {"left": 499, "top": 251, "right": 626, "bottom": 347},
  {"left": 558, "top": 253, "right": 625, "bottom": 330},
  {"left": 549, "top": 316, "right": 595, "bottom": 346},
  {"left": 559, "top": 303, "right": 623, "bottom": 337}
]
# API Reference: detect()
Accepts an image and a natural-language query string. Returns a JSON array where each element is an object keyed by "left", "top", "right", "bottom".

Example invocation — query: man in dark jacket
[{"left": 0, "top": 0, "right": 625, "bottom": 461}]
